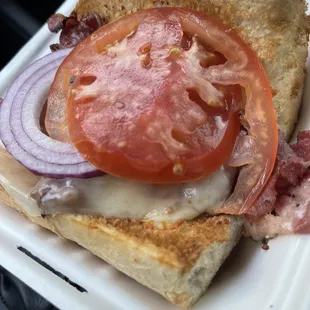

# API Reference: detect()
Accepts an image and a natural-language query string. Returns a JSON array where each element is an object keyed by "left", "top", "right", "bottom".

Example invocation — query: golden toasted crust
[
  {"left": 0, "top": 183, "right": 242, "bottom": 307},
  {"left": 78, "top": 215, "right": 233, "bottom": 268},
  {"left": 75, "top": 0, "right": 309, "bottom": 139},
  {"left": 0, "top": 181, "right": 235, "bottom": 269},
  {"left": 0, "top": 147, "right": 243, "bottom": 307}
]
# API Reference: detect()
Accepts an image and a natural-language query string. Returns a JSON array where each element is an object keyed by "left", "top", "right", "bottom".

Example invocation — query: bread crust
[
  {"left": 0, "top": 180, "right": 242, "bottom": 308},
  {"left": 0, "top": 147, "right": 243, "bottom": 308},
  {"left": 75, "top": 0, "right": 309, "bottom": 139}
]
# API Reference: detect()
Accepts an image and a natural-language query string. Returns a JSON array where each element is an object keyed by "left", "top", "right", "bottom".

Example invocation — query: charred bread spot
[
  {"left": 49, "top": 43, "right": 61, "bottom": 52},
  {"left": 271, "top": 88, "right": 278, "bottom": 97},
  {"left": 151, "top": 0, "right": 171, "bottom": 7},
  {"left": 291, "top": 80, "right": 302, "bottom": 99}
]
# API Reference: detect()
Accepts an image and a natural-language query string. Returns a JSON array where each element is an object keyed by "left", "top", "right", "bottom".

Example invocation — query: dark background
[
  {"left": 0, "top": 0, "right": 64, "bottom": 69},
  {"left": 0, "top": 2, "right": 64, "bottom": 308}
]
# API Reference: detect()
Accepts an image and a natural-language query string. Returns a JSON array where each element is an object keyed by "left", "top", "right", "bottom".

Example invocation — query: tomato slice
[
  {"left": 181, "top": 13, "right": 278, "bottom": 213},
  {"left": 46, "top": 8, "right": 278, "bottom": 212},
  {"left": 47, "top": 9, "right": 241, "bottom": 183}
]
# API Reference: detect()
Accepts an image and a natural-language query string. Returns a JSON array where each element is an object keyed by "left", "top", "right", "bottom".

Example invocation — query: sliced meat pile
[
  {"left": 48, "top": 12, "right": 106, "bottom": 50},
  {"left": 244, "top": 131, "right": 310, "bottom": 240}
]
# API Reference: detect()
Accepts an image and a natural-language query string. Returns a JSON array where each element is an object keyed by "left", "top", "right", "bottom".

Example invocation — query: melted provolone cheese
[
  {"left": 0, "top": 148, "right": 235, "bottom": 222},
  {"left": 32, "top": 166, "right": 235, "bottom": 222},
  {"left": 0, "top": 148, "right": 41, "bottom": 217}
]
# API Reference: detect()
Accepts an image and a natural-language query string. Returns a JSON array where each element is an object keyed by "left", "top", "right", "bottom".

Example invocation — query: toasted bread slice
[
  {"left": 0, "top": 147, "right": 243, "bottom": 308},
  {"left": 75, "top": 0, "right": 309, "bottom": 139}
]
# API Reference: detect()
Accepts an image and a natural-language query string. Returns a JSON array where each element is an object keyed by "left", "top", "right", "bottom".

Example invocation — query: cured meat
[
  {"left": 244, "top": 173, "right": 310, "bottom": 240},
  {"left": 245, "top": 174, "right": 277, "bottom": 221},
  {"left": 47, "top": 13, "right": 66, "bottom": 33},
  {"left": 48, "top": 12, "right": 106, "bottom": 50},
  {"left": 244, "top": 130, "right": 310, "bottom": 240},
  {"left": 291, "top": 130, "right": 310, "bottom": 161}
]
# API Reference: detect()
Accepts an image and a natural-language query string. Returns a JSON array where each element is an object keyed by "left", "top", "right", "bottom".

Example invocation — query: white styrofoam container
[{"left": 0, "top": 1, "right": 310, "bottom": 309}]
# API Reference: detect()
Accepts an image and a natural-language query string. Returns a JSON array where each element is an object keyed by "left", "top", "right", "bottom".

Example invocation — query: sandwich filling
[
  {"left": 0, "top": 162, "right": 235, "bottom": 222},
  {"left": 0, "top": 7, "right": 309, "bottom": 241}
]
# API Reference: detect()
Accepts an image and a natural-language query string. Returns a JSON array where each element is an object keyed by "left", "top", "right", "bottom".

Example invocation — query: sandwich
[{"left": 0, "top": 0, "right": 309, "bottom": 308}]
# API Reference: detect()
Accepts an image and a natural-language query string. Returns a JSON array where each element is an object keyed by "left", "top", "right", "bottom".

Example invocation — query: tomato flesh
[
  {"left": 47, "top": 9, "right": 242, "bottom": 183},
  {"left": 46, "top": 8, "right": 278, "bottom": 213}
]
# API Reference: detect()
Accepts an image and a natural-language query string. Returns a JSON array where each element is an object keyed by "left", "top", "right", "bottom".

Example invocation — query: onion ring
[{"left": 0, "top": 50, "right": 101, "bottom": 178}]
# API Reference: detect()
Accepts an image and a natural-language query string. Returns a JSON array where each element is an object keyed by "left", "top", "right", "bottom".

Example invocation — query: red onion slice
[
  {"left": 0, "top": 50, "right": 101, "bottom": 178},
  {"left": 13, "top": 64, "right": 79, "bottom": 162}
]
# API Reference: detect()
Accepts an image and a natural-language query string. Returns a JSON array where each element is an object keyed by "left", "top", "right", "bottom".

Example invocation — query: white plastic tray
[{"left": 0, "top": 1, "right": 310, "bottom": 309}]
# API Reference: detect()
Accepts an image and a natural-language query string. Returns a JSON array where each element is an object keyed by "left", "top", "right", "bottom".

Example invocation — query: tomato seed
[{"left": 173, "top": 163, "right": 184, "bottom": 175}]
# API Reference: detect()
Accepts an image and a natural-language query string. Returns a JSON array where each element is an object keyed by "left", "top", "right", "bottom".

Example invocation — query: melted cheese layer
[{"left": 0, "top": 157, "right": 235, "bottom": 223}]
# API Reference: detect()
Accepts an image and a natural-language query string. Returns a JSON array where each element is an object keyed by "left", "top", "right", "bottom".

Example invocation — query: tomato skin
[{"left": 47, "top": 8, "right": 278, "bottom": 208}]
